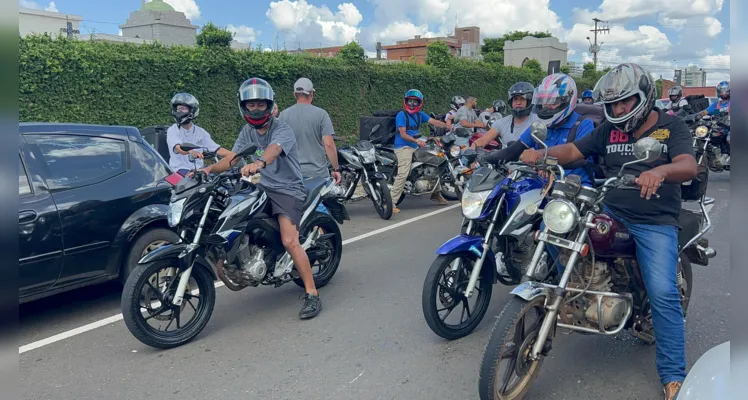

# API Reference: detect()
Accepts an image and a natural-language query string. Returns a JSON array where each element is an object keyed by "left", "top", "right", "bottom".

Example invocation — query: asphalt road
[{"left": 19, "top": 174, "right": 730, "bottom": 400}]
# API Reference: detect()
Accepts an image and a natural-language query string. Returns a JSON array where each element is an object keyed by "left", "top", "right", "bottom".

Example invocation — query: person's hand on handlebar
[
  {"left": 186, "top": 166, "right": 212, "bottom": 178},
  {"left": 188, "top": 150, "right": 204, "bottom": 159},
  {"left": 241, "top": 160, "right": 263, "bottom": 176},
  {"left": 519, "top": 149, "right": 545, "bottom": 165},
  {"left": 634, "top": 169, "right": 666, "bottom": 200}
]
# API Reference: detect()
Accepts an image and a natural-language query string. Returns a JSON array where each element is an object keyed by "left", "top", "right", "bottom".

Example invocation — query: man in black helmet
[
  {"left": 166, "top": 92, "right": 232, "bottom": 176},
  {"left": 520, "top": 63, "right": 698, "bottom": 400},
  {"left": 471, "top": 82, "right": 538, "bottom": 148},
  {"left": 204, "top": 78, "right": 323, "bottom": 320}
]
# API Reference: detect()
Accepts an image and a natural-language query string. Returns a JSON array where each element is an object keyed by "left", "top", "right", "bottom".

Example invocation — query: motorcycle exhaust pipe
[{"left": 215, "top": 259, "right": 244, "bottom": 291}]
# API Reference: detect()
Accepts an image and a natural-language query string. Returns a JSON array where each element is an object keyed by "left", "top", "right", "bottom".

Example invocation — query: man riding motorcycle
[
  {"left": 665, "top": 86, "right": 693, "bottom": 117},
  {"left": 581, "top": 89, "right": 595, "bottom": 104},
  {"left": 520, "top": 63, "right": 698, "bottom": 400},
  {"left": 446, "top": 95, "right": 465, "bottom": 131},
  {"left": 471, "top": 82, "right": 538, "bottom": 148},
  {"left": 200, "top": 77, "right": 324, "bottom": 320},
  {"left": 479, "top": 73, "right": 596, "bottom": 186}
]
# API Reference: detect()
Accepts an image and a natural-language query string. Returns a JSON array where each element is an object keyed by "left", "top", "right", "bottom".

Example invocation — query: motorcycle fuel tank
[{"left": 587, "top": 213, "right": 636, "bottom": 257}]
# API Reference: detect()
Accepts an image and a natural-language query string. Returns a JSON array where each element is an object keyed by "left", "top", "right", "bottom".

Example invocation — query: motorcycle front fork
[
  {"left": 172, "top": 195, "right": 215, "bottom": 306},
  {"left": 463, "top": 193, "right": 506, "bottom": 297}
]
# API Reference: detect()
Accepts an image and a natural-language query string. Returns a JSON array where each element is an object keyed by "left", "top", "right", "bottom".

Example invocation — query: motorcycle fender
[
  {"left": 436, "top": 235, "right": 486, "bottom": 257},
  {"left": 510, "top": 281, "right": 552, "bottom": 302},
  {"left": 371, "top": 171, "right": 387, "bottom": 180},
  {"left": 498, "top": 189, "right": 544, "bottom": 237},
  {"left": 137, "top": 243, "right": 217, "bottom": 280},
  {"left": 322, "top": 197, "right": 350, "bottom": 224}
]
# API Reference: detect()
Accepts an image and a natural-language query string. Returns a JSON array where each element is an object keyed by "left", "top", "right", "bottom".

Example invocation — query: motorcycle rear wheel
[
  {"left": 121, "top": 258, "right": 216, "bottom": 349},
  {"left": 294, "top": 212, "right": 343, "bottom": 289},
  {"left": 479, "top": 296, "right": 547, "bottom": 400}
]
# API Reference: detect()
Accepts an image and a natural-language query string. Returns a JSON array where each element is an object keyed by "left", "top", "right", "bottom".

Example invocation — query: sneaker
[
  {"left": 663, "top": 381, "right": 682, "bottom": 400},
  {"left": 299, "top": 293, "right": 322, "bottom": 319},
  {"left": 393, "top": 207, "right": 401, "bottom": 214}
]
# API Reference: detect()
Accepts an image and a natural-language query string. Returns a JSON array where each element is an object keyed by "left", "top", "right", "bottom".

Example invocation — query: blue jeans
[{"left": 542, "top": 207, "right": 686, "bottom": 385}]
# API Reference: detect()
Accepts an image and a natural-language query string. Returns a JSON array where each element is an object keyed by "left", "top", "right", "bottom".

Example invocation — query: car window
[
  {"left": 26, "top": 134, "right": 126, "bottom": 191},
  {"left": 19, "top": 155, "right": 31, "bottom": 196}
]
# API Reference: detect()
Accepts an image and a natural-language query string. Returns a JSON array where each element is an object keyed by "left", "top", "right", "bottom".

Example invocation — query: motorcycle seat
[
  {"left": 377, "top": 144, "right": 396, "bottom": 152},
  {"left": 302, "top": 177, "right": 329, "bottom": 211}
]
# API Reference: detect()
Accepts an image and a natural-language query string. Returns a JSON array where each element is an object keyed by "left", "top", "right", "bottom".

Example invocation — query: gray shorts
[{"left": 265, "top": 189, "right": 304, "bottom": 228}]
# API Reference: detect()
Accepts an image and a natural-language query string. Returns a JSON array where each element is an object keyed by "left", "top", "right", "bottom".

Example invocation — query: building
[
  {"left": 661, "top": 79, "right": 715, "bottom": 99},
  {"left": 19, "top": 7, "right": 83, "bottom": 38},
  {"left": 382, "top": 26, "right": 480, "bottom": 64},
  {"left": 287, "top": 45, "right": 344, "bottom": 57},
  {"left": 674, "top": 66, "right": 707, "bottom": 87},
  {"left": 565, "top": 61, "right": 585, "bottom": 77},
  {"left": 503, "top": 36, "right": 568, "bottom": 74},
  {"left": 119, "top": 0, "right": 198, "bottom": 46}
]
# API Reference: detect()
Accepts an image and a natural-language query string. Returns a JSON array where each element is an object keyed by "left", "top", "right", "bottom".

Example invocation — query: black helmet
[
  {"left": 170, "top": 93, "right": 199, "bottom": 127},
  {"left": 594, "top": 63, "right": 656, "bottom": 133},
  {"left": 507, "top": 82, "right": 534, "bottom": 117},
  {"left": 450, "top": 95, "right": 465, "bottom": 110},
  {"left": 668, "top": 86, "right": 683, "bottom": 103},
  {"left": 238, "top": 77, "right": 275, "bottom": 129},
  {"left": 492, "top": 99, "right": 506, "bottom": 114}
]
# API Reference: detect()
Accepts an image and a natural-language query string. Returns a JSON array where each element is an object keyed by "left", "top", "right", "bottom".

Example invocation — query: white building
[
  {"left": 504, "top": 36, "right": 568, "bottom": 74},
  {"left": 119, "top": 0, "right": 198, "bottom": 46},
  {"left": 565, "top": 61, "right": 585, "bottom": 77},
  {"left": 19, "top": 7, "right": 82, "bottom": 38}
]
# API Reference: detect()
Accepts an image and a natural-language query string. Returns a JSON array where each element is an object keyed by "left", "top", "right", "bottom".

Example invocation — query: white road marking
[{"left": 19, "top": 203, "right": 462, "bottom": 354}]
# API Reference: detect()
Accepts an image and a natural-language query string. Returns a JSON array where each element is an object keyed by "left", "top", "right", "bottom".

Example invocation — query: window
[
  {"left": 26, "top": 134, "right": 126, "bottom": 191},
  {"left": 19, "top": 155, "right": 31, "bottom": 196}
]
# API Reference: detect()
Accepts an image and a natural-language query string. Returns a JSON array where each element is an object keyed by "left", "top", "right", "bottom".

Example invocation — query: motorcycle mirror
[
  {"left": 369, "top": 124, "right": 381, "bottom": 135},
  {"left": 180, "top": 142, "right": 201, "bottom": 151},
  {"left": 633, "top": 137, "right": 663, "bottom": 162},
  {"left": 231, "top": 145, "right": 258, "bottom": 163},
  {"left": 530, "top": 121, "right": 548, "bottom": 144}
]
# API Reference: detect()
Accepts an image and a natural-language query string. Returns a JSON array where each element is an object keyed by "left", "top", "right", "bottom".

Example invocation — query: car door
[
  {"left": 18, "top": 147, "right": 64, "bottom": 299},
  {"left": 23, "top": 132, "right": 129, "bottom": 287}
]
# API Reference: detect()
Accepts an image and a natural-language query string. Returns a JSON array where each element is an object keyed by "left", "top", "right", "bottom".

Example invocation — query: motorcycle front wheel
[
  {"left": 478, "top": 296, "right": 547, "bottom": 400},
  {"left": 421, "top": 252, "right": 493, "bottom": 340},
  {"left": 121, "top": 258, "right": 216, "bottom": 349}
]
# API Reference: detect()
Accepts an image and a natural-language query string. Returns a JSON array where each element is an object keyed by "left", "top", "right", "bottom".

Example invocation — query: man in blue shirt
[
  {"left": 484, "top": 73, "right": 596, "bottom": 186},
  {"left": 391, "top": 89, "right": 448, "bottom": 214}
]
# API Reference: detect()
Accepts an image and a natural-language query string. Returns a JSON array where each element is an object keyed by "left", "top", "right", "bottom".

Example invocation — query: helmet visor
[
  {"left": 593, "top": 71, "right": 640, "bottom": 103},
  {"left": 240, "top": 84, "right": 274, "bottom": 102}
]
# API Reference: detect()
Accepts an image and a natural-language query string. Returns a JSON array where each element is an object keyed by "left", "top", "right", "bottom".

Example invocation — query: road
[{"left": 19, "top": 174, "right": 730, "bottom": 400}]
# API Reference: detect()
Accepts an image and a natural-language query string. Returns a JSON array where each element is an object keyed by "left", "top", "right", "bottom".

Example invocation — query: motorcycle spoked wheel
[
  {"left": 633, "top": 256, "right": 693, "bottom": 345},
  {"left": 421, "top": 252, "right": 493, "bottom": 340},
  {"left": 441, "top": 159, "right": 465, "bottom": 201},
  {"left": 363, "top": 178, "right": 393, "bottom": 220},
  {"left": 478, "top": 296, "right": 547, "bottom": 400},
  {"left": 293, "top": 211, "right": 343, "bottom": 289},
  {"left": 121, "top": 258, "right": 216, "bottom": 349}
]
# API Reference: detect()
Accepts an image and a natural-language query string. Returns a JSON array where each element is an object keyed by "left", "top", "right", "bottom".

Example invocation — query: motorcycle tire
[
  {"left": 478, "top": 296, "right": 547, "bottom": 400},
  {"left": 421, "top": 252, "right": 493, "bottom": 340},
  {"left": 369, "top": 178, "right": 393, "bottom": 220},
  {"left": 121, "top": 258, "right": 216, "bottom": 349},
  {"left": 294, "top": 211, "right": 343, "bottom": 289}
]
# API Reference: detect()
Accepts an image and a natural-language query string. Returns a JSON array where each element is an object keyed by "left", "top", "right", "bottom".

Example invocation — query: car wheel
[{"left": 120, "top": 228, "right": 180, "bottom": 285}]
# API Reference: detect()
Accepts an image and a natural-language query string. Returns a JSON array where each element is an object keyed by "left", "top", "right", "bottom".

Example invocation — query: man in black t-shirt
[{"left": 520, "top": 63, "right": 698, "bottom": 400}]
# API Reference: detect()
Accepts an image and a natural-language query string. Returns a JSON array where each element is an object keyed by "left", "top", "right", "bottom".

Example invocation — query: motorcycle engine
[
  {"left": 559, "top": 253, "right": 629, "bottom": 331},
  {"left": 224, "top": 234, "right": 268, "bottom": 286},
  {"left": 335, "top": 170, "right": 356, "bottom": 197},
  {"left": 414, "top": 166, "right": 439, "bottom": 193}
]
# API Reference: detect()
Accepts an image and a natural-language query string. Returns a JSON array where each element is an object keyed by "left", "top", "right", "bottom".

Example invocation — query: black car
[{"left": 18, "top": 123, "right": 182, "bottom": 303}]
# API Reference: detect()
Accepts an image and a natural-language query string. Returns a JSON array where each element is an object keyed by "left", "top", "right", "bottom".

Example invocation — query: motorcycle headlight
[
  {"left": 359, "top": 148, "right": 376, "bottom": 164},
  {"left": 542, "top": 199, "right": 579, "bottom": 234},
  {"left": 695, "top": 126, "right": 709, "bottom": 138},
  {"left": 461, "top": 189, "right": 492, "bottom": 219},
  {"left": 450, "top": 145, "right": 461, "bottom": 158},
  {"left": 168, "top": 198, "right": 187, "bottom": 227}
]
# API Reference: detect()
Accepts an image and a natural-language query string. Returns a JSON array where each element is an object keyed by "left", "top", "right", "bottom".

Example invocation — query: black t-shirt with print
[{"left": 572, "top": 109, "right": 694, "bottom": 226}]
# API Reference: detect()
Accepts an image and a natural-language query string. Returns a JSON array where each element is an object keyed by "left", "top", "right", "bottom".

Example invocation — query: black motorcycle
[
  {"left": 121, "top": 143, "right": 349, "bottom": 349},
  {"left": 332, "top": 124, "right": 394, "bottom": 220},
  {"left": 691, "top": 112, "right": 730, "bottom": 172}
]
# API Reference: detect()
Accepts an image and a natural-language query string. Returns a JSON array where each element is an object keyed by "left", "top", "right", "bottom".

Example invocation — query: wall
[
  {"left": 19, "top": 8, "right": 82, "bottom": 38},
  {"left": 504, "top": 36, "right": 568, "bottom": 72}
]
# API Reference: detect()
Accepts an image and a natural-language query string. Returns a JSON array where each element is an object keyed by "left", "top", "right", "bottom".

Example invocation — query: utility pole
[{"left": 588, "top": 17, "right": 609, "bottom": 70}]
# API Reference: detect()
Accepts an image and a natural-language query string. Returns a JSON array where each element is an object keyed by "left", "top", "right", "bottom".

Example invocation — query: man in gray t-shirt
[
  {"left": 454, "top": 96, "right": 487, "bottom": 132},
  {"left": 279, "top": 78, "right": 341, "bottom": 183}
]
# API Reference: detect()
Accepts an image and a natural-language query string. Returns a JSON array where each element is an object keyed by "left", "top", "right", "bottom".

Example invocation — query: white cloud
[
  {"left": 266, "top": 0, "right": 362, "bottom": 47},
  {"left": 227, "top": 24, "right": 258, "bottom": 43},
  {"left": 157, "top": 0, "right": 200, "bottom": 20},
  {"left": 704, "top": 16, "right": 722, "bottom": 37},
  {"left": 566, "top": 23, "right": 671, "bottom": 61},
  {"left": 19, "top": 0, "right": 58, "bottom": 12},
  {"left": 573, "top": 0, "right": 723, "bottom": 22}
]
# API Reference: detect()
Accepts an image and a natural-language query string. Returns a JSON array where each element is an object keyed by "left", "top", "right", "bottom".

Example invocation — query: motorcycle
[
  {"left": 477, "top": 125, "right": 717, "bottom": 399},
  {"left": 421, "top": 143, "right": 558, "bottom": 340},
  {"left": 469, "top": 111, "right": 502, "bottom": 151},
  {"left": 692, "top": 112, "right": 730, "bottom": 172},
  {"left": 332, "top": 124, "right": 394, "bottom": 220},
  {"left": 121, "top": 143, "right": 349, "bottom": 349},
  {"left": 376, "top": 135, "right": 461, "bottom": 204}
]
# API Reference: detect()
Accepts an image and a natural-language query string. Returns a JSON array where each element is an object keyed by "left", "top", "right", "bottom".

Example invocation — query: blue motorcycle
[{"left": 421, "top": 131, "right": 563, "bottom": 340}]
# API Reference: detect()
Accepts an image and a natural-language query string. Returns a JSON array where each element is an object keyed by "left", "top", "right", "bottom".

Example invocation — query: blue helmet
[
  {"left": 582, "top": 89, "right": 594, "bottom": 99},
  {"left": 716, "top": 81, "right": 729, "bottom": 98},
  {"left": 404, "top": 89, "right": 424, "bottom": 114}
]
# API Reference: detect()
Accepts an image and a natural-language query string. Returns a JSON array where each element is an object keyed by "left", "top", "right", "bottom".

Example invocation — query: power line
[{"left": 589, "top": 18, "right": 609, "bottom": 69}]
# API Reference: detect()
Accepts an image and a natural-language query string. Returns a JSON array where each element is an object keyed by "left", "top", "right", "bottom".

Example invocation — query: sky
[{"left": 20, "top": 0, "right": 731, "bottom": 85}]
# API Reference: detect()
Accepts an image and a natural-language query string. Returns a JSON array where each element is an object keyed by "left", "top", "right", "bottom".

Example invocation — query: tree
[
  {"left": 337, "top": 41, "right": 365, "bottom": 62},
  {"left": 196, "top": 22, "right": 233, "bottom": 48},
  {"left": 523, "top": 59, "right": 542, "bottom": 75},
  {"left": 655, "top": 79, "right": 663, "bottom": 98},
  {"left": 483, "top": 51, "right": 503, "bottom": 64},
  {"left": 426, "top": 41, "right": 453, "bottom": 68},
  {"left": 560, "top": 64, "right": 570, "bottom": 74},
  {"left": 480, "top": 31, "right": 552, "bottom": 66}
]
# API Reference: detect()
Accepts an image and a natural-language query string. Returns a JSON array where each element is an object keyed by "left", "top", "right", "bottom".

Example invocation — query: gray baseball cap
[{"left": 294, "top": 77, "right": 314, "bottom": 95}]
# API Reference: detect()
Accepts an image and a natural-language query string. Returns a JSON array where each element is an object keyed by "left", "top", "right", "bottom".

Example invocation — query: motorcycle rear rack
[{"left": 555, "top": 287, "right": 634, "bottom": 336}]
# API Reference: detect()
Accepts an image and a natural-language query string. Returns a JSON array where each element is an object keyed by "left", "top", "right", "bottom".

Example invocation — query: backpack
[{"left": 399, "top": 111, "right": 423, "bottom": 131}]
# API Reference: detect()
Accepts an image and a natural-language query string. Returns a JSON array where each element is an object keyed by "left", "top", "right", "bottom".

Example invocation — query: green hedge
[{"left": 19, "top": 35, "right": 600, "bottom": 147}]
